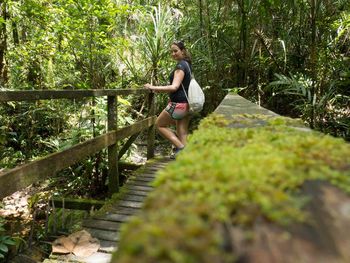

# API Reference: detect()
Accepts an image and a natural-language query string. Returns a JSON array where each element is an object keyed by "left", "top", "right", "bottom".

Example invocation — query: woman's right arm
[{"left": 144, "top": 69, "right": 185, "bottom": 92}]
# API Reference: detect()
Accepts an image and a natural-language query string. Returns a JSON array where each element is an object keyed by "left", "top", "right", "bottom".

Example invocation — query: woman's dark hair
[{"left": 172, "top": 40, "right": 192, "bottom": 64}]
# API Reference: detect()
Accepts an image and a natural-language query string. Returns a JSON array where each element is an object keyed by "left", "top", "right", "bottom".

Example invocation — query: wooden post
[
  {"left": 147, "top": 92, "right": 155, "bottom": 159},
  {"left": 107, "top": 95, "right": 119, "bottom": 195}
]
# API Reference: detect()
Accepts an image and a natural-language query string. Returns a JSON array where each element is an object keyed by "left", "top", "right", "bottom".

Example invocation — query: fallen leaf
[
  {"left": 73, "top": 238, "right": 100, "bottom": 258},
  {"left": 52, "top": 236, "right": 73, "bottom": 254},
  {"left": 52, "top": 230, "right": 100, "bottom": 258}
]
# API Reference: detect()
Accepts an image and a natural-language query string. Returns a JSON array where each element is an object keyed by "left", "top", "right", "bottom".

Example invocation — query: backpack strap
[
  {"left": 181, "top": 82, "right": 189, "bottom": 103},
  {"left": 180, "top": 60, "right": 192, "bottom": 103},
  {"left": 183, "top": 60, "right": 192, "bottom": 77}
]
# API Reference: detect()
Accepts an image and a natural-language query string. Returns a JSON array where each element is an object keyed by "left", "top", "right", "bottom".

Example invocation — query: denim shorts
[{"left": 165, "top": 102, "right": 189, "bottom": 120}]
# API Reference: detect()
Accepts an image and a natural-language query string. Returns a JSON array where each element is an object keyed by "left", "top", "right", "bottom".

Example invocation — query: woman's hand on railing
[{"left": 144, "top": 83, "right": 154, "bottom": 91}]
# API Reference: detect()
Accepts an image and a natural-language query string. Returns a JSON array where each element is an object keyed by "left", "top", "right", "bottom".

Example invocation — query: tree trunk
[
  {"left": 238, "top": 0, "right": 248, "bottom": 87},
  {"left": 310, "top": 0, "right": 317, "bottom": 128},
  {"left": 12, "top": 21, "right": 19, "bottom": 45},
  {"left": 198, "top": 0, "right": 204, "bottom": 38},
  {"left": 204, "top": 0, "right": 214, "bottom": 64},
  {"left": 0, "top": 1, "right": 8, "bottom": 85}
]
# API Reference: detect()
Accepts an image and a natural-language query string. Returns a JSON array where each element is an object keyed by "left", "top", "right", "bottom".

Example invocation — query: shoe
[{"left": 170, "top": 147, "right": 184, "bottom": 160}]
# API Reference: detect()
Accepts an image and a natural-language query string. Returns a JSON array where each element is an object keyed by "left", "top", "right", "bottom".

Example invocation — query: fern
[{"left": 268, "top": 73, "right": 312, "bottom": 102}]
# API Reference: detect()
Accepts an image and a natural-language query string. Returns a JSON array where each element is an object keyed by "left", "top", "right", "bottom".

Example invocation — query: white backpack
[{"left": 181, "top": 62, "right": 205, "bottom": 113}]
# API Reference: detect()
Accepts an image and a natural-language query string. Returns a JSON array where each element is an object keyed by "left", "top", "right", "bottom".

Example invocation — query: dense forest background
[
  {"left": 0, "top": 0, "right": 349, "bottom": 175},
  {"left": 0, "top": 1, "right": 349, "bottom": 261}
]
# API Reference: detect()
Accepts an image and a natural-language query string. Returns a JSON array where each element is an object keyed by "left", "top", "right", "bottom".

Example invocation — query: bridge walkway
[{"left": 44, "top": 158, "right": 171, "bottom": 263}]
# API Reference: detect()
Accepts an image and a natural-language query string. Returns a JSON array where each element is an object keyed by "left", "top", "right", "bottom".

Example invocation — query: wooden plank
[
  {"left": 124, "top": 184, "right": 154, "bottom": 192},
  {"left": 137, "top": 177, "right": 156, "bottom": 182},
  {"left": 83, "top": 219, "right": 121, "bottom": 231},
  {"left": 109, "top": 206, "right": 140, "bottom": 215},
  {"left": 0, "top": 117, "right": 156, "bottom": 199},
  {"left": 115, "top": 116, "right": 156, "bottom": 141},
  {"left": 0, "top": 89, "right": 149, "bottom": 102},
  {"left": 118, "top": 200, "right": 143, "bottom": 209},
  {"left": 213, "top": 94, "right": 278, "bottom": 127},
  {"left": 0, "top": 131, "right": 115, "bottom": 199},
  {"left": 94, "top": 213, "right": 131, "bottom": 223},
  {"left": 52, "top": 197, "right": 105, "bottom": 210},
  {"left": 99, "top": 240, "right": 118, "bottom": 253},
  {"left": 150, "top": 164, "right": 168, "bottom": 168},
  {"left": 120, "top": 194, "right": 145, "bottom": 202},
  {"left": 123, "top": 189, "right": 149, "bottom": 197},
  {"left": 147, "top": 167, "right": 163, "bottom": 171},
  {"left": 45, "top": 252, "right": 113, "bottom": 263},
  {"left": 118, "top": 162, "right": 142, "bottom": 171},
  {"left": 127, "top": 181, "right": 154, "bottom": 188},
  {"left": 128, "top": 176, "right": 154, "bottom": 183},
  {"left": 138, "top": 173, "right": 157, "bottom": 179},
  {"left": 118, "top": 132, "right": 140, "bottom": 160},
  {"left": 85, "top": 228, "right": 119, "bottom": 242},
  {"left": 124, "top": 185, "right": 153, "bottom": 192}
]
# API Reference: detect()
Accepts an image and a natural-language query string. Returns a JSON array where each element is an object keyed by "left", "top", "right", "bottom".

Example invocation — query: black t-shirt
[{"left": 169, "top": 59, "right": 192, "bottom": 103}]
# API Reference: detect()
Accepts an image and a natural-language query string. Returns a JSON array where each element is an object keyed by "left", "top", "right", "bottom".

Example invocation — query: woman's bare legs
[
  {"left": 156, "top": 110, "right": 184, "bottom": 149},
  {"left": 176, "top": 115, "right": 190, "bottom": 146}
]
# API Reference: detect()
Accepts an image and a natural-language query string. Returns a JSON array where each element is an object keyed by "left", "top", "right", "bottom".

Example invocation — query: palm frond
[{"left": 268, "top": 73, "right": 312, "bottom": 102}]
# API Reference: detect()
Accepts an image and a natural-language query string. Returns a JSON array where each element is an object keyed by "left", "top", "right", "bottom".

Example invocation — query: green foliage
[
  {"left": 0, "top": 0, "right": 349, "bottom": 213},
  {"left": 268, "top": 73, "right": 313, "bottom": 101},
  {"left": 1, "top": 0, "right": 349, "bottom": 139},
  {"left": 267, "top": 73, "right": 350, "bottom": 140},
  {"left": 0, "top": 217, "right": 16, "bottom": 260},
  {"left": 47, "top": 208, "right": 87, "bottom": 235},
  {"left": 113, "top": 4, "right": 177, "bottom": 87},
  {"left": 114, "top": 113, "right": 350, "bottom": 262},
  {"left": 0, "top": 100, "right": 70, "bottom": 168}
]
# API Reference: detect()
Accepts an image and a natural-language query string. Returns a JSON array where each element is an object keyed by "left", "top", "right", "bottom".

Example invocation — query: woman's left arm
[{"left": 144, "top": 69, "right": 184, "bottom": 92}]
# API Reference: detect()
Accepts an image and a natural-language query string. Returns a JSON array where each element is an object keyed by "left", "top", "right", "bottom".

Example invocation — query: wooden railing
[{"left": 0, "top": 89, "right": 156, "bottom": 199}]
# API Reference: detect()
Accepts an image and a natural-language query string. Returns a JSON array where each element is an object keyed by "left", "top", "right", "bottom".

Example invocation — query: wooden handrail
[
  {"left": 0, "top": 89, "right": 149, "bottom": 102},
  {"left": 0, "top": 89, "right": 156, "bottom": 199}
]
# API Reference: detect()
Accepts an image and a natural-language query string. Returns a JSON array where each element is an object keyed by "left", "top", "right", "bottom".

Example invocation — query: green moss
[
  {"left": 92, "top": 188, "right": 129, "bottom": 217},
  {"left": 113, "top": 113, "right": 350, "bottom": 263}
]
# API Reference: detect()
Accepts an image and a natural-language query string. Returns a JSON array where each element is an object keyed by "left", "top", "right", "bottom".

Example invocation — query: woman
[{"left": 144, "top": 41, "right": 192, "bottom": 158}]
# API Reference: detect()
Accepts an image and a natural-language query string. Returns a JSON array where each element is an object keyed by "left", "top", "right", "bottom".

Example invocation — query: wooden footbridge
[
  {"left": 79, "top": 158, "right": 171, "bottom": 262},
  {"left": 1, "top": 90, "right": 350, "bottom": 263},
  {"left": 0, "top": 89, "right": 157, "bottom": 199},
  {"left": 0, "top": 89, "right": 161, "bottom": 262},
  {"left": 46, "top": 158, "right": 171, "bottom": 263}
]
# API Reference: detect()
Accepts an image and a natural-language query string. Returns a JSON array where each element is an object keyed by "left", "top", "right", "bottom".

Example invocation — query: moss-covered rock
[{"left": 113, "top": 113, "right": 350, "bottom": 263}]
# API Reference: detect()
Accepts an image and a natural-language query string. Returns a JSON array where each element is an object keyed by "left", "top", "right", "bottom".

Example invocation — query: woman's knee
[
  {"left": 156, "top": 117, "right": 166, "bottom": 129},
  {"left": 177, "top": 117, "right": 190, "bottom": 131},
  {"left": 156, "top": 122, "right": 164, "bottom": 132},
  {"left": 156, "top": 111, "right": 173, "bottom": 129}
]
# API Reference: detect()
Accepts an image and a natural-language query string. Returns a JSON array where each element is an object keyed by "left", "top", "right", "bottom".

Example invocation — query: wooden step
[
  {"left": 125, "top": 185, "right": 153, "bottom": 192},
  {"left": 121, "top": 194, "right": 145, "bottom": 202},
  {"left": 83, "top": 219, "right": 121, "bottom": 231},
  {"left": 123, "top": 189, "right": 149, "bottom": 197},
  {"left": 127, "top": 181, "right": 154, "bottom": 188},
  {"left": 95, "top": 213, "right": 132, "bottom": 223},
  {"left": 44, "top": 252, "right": 112, "bottom": 263},
  {"left": 118, "top": 200, "right": 143, "bottom": 209},
  {"left": 128, "top": 176, "right": 154, "bottom": 183},
  {"left": 137, "top": 175, "right": 156, "bottom": 180},
  {"left": 85, "top": 228, "right": 120, "bottom": 242},
  {"left": 99, "top": 240, "right": 118, "bottom": 253},
  {"left": 42, "top": 159, "right": 169, "bottom": 263},
  {"left": 109, "top": 206, "right": 140, "bottom": 215}
]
